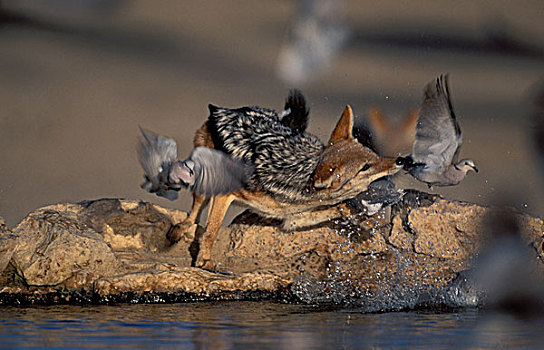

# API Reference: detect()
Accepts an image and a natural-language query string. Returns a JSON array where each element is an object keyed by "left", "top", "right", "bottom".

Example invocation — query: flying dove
[
  {"left": 137, "top": 127, "right": 252, "bottom": 199},
  {"left": 400, "top": 75, "right": 478, "bottom": 186}
]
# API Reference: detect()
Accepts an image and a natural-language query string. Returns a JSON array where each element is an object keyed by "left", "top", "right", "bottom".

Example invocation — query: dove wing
[
  {"left": 137, "top": 127, "right": 180, "bottom": 199},
  {"left": 190, "top": 147, "right": 252, "bottom": 196},
  {"left": 137, "top": 127, "right": 178, "bottom": 180},
  {"left": 412, "top": 75, "right": 463, "bottom": 172}
]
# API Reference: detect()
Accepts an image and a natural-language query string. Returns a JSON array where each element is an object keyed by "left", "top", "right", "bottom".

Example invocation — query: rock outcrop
[{"left": 0, "top": 191, "right": 543, "bottom": 309}]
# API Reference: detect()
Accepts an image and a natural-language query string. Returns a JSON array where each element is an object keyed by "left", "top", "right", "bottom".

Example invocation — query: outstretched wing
[
  {"left": 412, "top": 74, "right": 463, "bottom": 172},
  {"left": 190, "top": 147, "right": 253, "bottom": 196},
  {"left": 281, "top": 89, "right": 309, "bottom": 134},
  {"left": 137, "top": 127, "right": 180, "bottom": 200}
]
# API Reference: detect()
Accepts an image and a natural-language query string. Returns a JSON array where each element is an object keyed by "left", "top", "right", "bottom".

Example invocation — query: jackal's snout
[
  {"left": 356, "top": 154, "right": 403, "bottom": 184},
  {"left": 379, "top": 156, "right": 404, "bottom": 174}
]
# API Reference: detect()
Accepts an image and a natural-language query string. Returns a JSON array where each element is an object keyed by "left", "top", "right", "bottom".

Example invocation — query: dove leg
[
  {"left": 166, "top": 193, "right": 208, "bottom": 244},
  {"left": 195, "top": 193, "right": 235, "bottom": 270}
]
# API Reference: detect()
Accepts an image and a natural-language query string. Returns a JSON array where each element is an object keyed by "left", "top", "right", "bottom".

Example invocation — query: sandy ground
[{"left": 0, "top": 0, "right": 543, "bottom": 228}]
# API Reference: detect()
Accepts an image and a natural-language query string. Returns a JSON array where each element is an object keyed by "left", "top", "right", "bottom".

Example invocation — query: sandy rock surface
[{"left": 0, "top": 192, "right": 542, "bottom": 307}]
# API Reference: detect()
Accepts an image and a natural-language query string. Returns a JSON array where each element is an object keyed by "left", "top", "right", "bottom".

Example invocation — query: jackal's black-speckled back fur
[{"left": 206, "top": 104, "right": 324, "bottom": 201}]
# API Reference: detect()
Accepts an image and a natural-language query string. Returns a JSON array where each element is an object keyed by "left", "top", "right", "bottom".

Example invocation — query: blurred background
[{"left": 0, "top": 0, "right": 542, "bottom": 228}]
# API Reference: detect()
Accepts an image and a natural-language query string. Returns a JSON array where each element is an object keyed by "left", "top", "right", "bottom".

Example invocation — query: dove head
[
  {"left": 455, "top": 158, "right": 478, "bottom": 174},
  {"left": 169, "top": 159, "right": 196, "bottom": 188}
]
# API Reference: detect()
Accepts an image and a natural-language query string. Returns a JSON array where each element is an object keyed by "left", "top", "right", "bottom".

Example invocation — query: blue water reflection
[{"left": 1, "top": 302, "right": 543, "bottom": 349}]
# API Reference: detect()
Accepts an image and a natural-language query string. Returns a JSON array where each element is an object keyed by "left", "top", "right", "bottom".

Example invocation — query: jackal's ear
[{"left": 328, "top": 105, "right": 354, "bottom": 146}]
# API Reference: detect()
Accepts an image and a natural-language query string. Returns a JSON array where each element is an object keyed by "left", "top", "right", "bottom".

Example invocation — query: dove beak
[{"left": 471, "top": 165, "right": 479, "bottom": 173}]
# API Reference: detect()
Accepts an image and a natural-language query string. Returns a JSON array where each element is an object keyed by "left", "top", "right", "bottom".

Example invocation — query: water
[{"left": 1, "top": 302, "right": 543, "bottom": 349}]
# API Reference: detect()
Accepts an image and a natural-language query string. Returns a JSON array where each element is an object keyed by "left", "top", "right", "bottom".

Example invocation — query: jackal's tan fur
[{"left": 170, "top": 105, "right": 402, "bottom": 270}]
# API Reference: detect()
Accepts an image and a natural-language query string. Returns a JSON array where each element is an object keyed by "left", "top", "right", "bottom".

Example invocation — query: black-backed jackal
[{"left": 138, "top": 92, "right": 403, "bottom": 270}]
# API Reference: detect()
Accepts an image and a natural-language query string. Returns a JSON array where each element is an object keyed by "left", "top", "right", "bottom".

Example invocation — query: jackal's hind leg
[
  {"left": 167, "top": 193, "right": 208, "bottom": 245},
  {"left": 195, "top": 194, "right": 235, "bottom": 270},
  {"left": 282, "top": 203, "right": 351, "bottom": 232}
]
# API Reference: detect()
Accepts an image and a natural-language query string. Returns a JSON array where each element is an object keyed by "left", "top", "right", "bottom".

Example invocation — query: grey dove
[
  {"left": 401, "top": 75, "right": 478, "bottom": 186},
  {"left": 137, "top": 127, "right": 252, "bottom": 199}
]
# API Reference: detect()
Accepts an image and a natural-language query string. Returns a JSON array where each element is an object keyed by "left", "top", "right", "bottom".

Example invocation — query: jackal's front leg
[
  {"left": 195, "top": 193, "right": 235, "bottom": 270},
  {"left": 167, "top": 193, "right": 208, "bottom": 244},
  {"left": 282, "top": 203, "right": 351, "bottom": 231}
]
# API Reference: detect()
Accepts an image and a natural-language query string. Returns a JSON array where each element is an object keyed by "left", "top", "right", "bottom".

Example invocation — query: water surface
[{"left": 1, "top": 302, "right": 542, "bottom": 349}]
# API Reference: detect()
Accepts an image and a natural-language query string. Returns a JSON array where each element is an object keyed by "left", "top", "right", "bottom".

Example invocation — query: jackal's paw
[
  {"left": 195, "top": 255, "right": 216, "bottom": 271},
  {"left": 195, "top": 258, "right": 233, "bottom": 275},
  {"left": 166, "top": 221, "right": 197, "bottom": 245}
]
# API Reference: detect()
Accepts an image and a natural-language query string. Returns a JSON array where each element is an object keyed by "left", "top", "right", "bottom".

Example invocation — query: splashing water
[{"left": 289, "top": 202, "right": 489, "bottom": 312}]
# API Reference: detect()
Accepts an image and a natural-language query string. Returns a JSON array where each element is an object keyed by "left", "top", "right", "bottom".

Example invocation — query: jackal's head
[{"left": 313, "top": 105, "right": 403, "bottom": 197}]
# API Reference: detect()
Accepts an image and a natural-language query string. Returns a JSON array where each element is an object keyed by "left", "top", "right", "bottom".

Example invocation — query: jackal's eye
[{"left": 360, "top": 163, "right": 371, "bottom": 172}]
